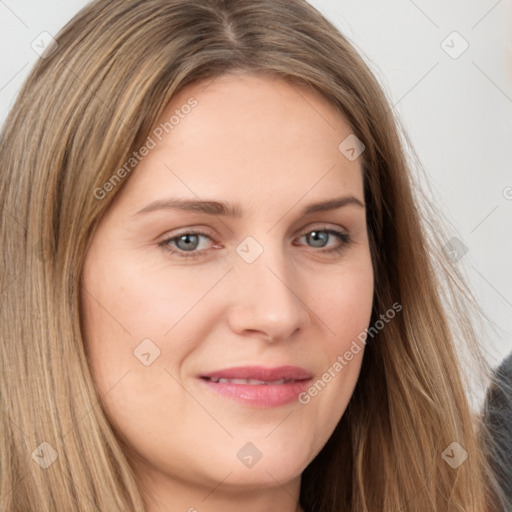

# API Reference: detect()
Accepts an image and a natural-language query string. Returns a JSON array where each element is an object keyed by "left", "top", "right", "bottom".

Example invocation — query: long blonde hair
[{"left": 0, "top": 0, "right": 503, "bottom": 510}]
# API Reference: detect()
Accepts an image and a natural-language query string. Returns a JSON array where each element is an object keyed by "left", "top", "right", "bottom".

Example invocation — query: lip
[{"left": 199, "top": 365, "right": 313, "bottom": 408}]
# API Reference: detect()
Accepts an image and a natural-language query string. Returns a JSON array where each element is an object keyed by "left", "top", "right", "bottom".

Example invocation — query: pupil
[
  {"left": 308, "top": 231, "right": 327, "bottom": 247},
  {"left": 177, "top": 234, "right": 199, "bottom": 251}
]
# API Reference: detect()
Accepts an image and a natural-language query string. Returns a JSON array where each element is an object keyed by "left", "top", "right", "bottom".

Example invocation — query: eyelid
[
  {"left": 159, "top": 222, "right": 348, "bottom": 242},
  {"left": 158, "top": 223, "right": 351, "bottom": 260}
]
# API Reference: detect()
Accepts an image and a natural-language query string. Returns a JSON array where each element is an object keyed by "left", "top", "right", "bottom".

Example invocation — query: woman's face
[{"left": 81, "top": 72, "right": 374, "bottom": 505}]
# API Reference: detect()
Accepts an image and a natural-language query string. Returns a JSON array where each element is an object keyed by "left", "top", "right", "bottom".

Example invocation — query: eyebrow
[{"left": 133, "top": 195, "right": 365, "bottom": 218}]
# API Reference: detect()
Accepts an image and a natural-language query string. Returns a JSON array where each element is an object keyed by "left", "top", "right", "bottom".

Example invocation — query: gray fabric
[{"left": 484, "top": 352, "right": 512, "bottom": 512}]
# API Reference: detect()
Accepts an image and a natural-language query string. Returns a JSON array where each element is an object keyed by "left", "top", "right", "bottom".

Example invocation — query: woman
[{"left": 0, "top": 0, "right": 503, "bottom": 510}]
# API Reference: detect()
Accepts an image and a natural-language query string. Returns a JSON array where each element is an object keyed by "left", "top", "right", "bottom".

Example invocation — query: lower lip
[{"left": 199, "top": 378, "right": 311, "bottom": 408}]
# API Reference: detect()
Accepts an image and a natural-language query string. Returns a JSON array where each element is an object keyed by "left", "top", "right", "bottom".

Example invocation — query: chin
[{"left": 218, "top": 461, "right": 305, "bottom": 489}]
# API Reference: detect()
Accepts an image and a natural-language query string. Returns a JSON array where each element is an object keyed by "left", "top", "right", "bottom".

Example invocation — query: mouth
[
  {"left": 198, "top": 365, "right": 312, "bottom": 408},
  {"left": 202, "top": 377, "right": 297, "bottom": 385}
]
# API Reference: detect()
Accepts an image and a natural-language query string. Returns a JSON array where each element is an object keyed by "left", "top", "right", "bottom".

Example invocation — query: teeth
[{"left": 207, "top": 377, "right": 292, "bottom": 385}]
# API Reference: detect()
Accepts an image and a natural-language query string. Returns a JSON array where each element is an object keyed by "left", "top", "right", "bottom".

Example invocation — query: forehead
[{"left": 114, "top": 72, "right": 364, "bottom": 214}]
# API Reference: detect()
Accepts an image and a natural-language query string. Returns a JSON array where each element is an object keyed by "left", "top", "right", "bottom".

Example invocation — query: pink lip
[{"left": 199, "top": 365, "right": 313, "bottom": 408}]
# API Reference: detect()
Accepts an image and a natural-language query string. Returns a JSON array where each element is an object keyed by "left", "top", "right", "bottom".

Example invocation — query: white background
[{"left": 1, "top": 0, "right": 511, "bottom": 369}]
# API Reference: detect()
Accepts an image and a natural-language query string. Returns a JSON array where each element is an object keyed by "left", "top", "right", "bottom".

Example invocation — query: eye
[
  {"left": 159, "top": 230, "right": 216, "bottom": 259},
  {"left": 295, "top": 228, "right": 351, "bottom": 254},
  {"left": 158, "top": 226, "right": 351, "bottom": 260}
]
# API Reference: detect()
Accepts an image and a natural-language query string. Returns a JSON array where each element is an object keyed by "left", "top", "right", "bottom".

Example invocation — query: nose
[{"left": 227, "top": 246, "right": 311, "bottom": 342}]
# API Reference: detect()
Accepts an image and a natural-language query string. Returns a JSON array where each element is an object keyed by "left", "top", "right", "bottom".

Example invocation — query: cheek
[
  {"left": 81, "top": 249, "right": 220, "bottom": 358},
  {"left": 80, "top": 251, "right": 228, "bottom": 434},
  {"left": 106, "top": 257, "right": 230, "bottom": 337},
  {"left": 80, "top": 261, "right": 194, "bottom": 454},
  {"left": 310, "top": 255, "right": 374, "bottom": 348},
  {"left": 296, "top": 258, "right": 373, "bottom": 433}
]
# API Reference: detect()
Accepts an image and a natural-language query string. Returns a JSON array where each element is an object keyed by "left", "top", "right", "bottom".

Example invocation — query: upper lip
[{"left": 200, "top": 365, "right": 313, "bottom": 381}]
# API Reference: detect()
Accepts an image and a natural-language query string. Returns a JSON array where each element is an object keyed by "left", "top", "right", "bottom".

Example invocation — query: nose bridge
[{"left": 228, "top": 237, "right": 310, "bottom": 340}]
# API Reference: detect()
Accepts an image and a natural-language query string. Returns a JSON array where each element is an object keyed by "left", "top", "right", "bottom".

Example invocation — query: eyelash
[{"left": 158, "top": 227, "right": 352, "bottom": 260}]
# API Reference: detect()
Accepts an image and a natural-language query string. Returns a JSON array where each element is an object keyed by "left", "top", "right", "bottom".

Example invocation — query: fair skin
[{"left": 81, "top": 72, "right": 374, "bottom": 512}]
